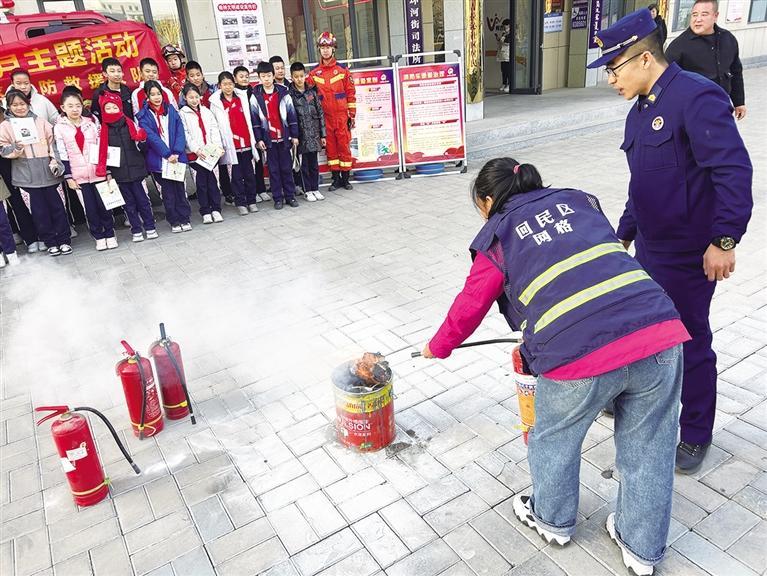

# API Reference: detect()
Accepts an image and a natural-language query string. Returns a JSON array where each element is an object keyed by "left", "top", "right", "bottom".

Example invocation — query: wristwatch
[{"left": 711, "top": 236, "right": 736, "bottom": 250}]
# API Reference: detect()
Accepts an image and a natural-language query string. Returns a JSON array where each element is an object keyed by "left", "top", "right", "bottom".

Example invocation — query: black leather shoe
[
  {"left": 287, "top": 198, "right": 299, "bottom": 208},
  {"left": 675, "top": 441, "right": 710, "bottom": 474},
  {"left": 274, "top": 201, "right": 284, "bottom": 210}
]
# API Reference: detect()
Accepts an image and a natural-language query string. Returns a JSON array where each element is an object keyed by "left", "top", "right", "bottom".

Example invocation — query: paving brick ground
[{"left": 1, "top": 68, "right": 765, "bottom": 576}]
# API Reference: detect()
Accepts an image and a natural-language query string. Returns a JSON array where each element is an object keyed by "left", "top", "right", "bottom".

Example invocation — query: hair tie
[{"left": 513, "top": 164, "right": 520, "bottom": 174}]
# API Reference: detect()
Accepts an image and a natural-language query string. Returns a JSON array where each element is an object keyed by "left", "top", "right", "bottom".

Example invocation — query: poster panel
[
  {"left": 571, "top": 0, "right": 589, "bottom": 29},
  {"left": 397, "top": 62, "right": 465, "bottom": 166},
  {"left": 349, "top": 68, "right": 399, "bottom": 170},
  {"left": 212, "top": 2, "right": 269, "bottom": 71}
]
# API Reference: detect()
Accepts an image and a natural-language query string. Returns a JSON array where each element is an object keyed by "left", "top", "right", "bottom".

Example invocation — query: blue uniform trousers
[
  {"left": 231, "top": 150, "right": 259, "bottom": 206},
  {"left": 0, "top": 201, "right": 16, "bottom": 254},
  {"left": 300, "top": 151, "right": 319, "bottom": 192},
  {"left": 153, "top": 174, "right": 191, "bottom": 227},
  {"left": 79, "top": 183, "right": 115, "bottom": 240},
  {"left": 119, "top": 180, "right": 156, "bottom": 234},
  {"left": 25, "top": 185, "right": 70, "bottom": 246},
  {"left": 192, "top": 163, "right": 222, "bottom": 215},
  {"left": 636, "top": 238, "right": 717, "bottom": 445},
  {"left": 267, "top": 144, "right": 296, "bottom": 202}
]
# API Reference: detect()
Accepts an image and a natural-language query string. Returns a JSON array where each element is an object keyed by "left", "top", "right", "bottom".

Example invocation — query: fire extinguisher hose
[
  {"left": 159, "top": 322, "right": 196, "bottom": 425},
  {"left": 72, "top": 406, "right": 141, "bottom": 475},
  {"left": 134, "top": 352, "right": 149, "bottom": 441},
  {"left": 410, "top": 337, "right": 523, "bottom": 358}
]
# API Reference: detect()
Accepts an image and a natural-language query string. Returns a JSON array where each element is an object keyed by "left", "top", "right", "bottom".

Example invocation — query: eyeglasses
[{"left": 604, "top": 52, "right": 644, "bottom": 78}]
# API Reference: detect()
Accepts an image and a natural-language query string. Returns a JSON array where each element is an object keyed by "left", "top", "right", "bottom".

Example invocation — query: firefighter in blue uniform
[{"left": 588, "top": 9, "right": 753, "bottom": 473}]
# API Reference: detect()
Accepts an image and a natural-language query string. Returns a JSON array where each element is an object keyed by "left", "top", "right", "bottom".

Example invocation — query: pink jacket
[{"left": 54, "top": 116, "right": 102, "bottom": 184}]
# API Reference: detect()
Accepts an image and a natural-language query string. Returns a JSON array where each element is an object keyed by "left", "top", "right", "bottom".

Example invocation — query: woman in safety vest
[{"left": 422, "top": 157, "right": 689, "bottom": 576}]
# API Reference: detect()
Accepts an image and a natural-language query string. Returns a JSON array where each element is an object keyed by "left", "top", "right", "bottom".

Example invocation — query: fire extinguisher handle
[
  {"left": 121, "top": 340, "right": 137, "bottom": 356},
  {"left": 411, "top": 351, "right": 422, "bottom": 358},
  {"left": 34, "top": 405, "right": 70, "bottom": 425}
]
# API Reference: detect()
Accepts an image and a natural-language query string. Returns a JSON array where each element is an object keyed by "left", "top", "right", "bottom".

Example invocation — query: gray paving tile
[
  {"left": 216, "top": 537, "right": 288, "bottom": 576},
  {"left": 352, "top": 513, "right": 408, "bottom": 568},
  {"left": 673, "top": 532, "right": 758, "bottom": 576},
  {"left": 470, "top": 508, "right": 539, "bottom": 565},
  {"left": 423, "top": 491, "right": 489, "bottom": 536},
  {"left": 206, "top": 517, "right": 275, "bottom": 566},
  {"left": 292, "top": 529, "right": 362, "bottom": 576},
  {"left": 384, "top": 538, "right": 459, "bottom": 576},
  {"left": 727, "top": 520, "right": 767, "bottom": 574},
  {"left": 444, "top": 523, "right": 511, "bottom": 575},
  {"left": 694, "top": 500, "right": 760, "bottom": 549},
  {"left": 270, "top": 504, "right": 321, "bottom": 554},
  {"left": 190, "top": 495, "right": 235, "bottom": 543}
]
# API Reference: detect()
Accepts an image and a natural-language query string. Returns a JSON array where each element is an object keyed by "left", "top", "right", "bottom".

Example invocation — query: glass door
[{"left": 510, "top": 0, "right": 542, "bottom": 93}]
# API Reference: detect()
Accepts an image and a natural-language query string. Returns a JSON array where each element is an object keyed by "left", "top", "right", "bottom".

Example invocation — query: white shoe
[
  {"left": 211, "top": 211, "right": 224, "bottom": 223},
  {"left": 123, "top": 217, "right": 131, "bottom": 228},
  {"left": 171, "top": 225, "right": 183, "bottom": 233},
  {"left": 6, "top": 252, "right": 20, "bottom": 266},
  {"left": 0, "top": 256, "right": 5, "bottom": 268},
  {"left": 27, "top": 242, "right": 39, "bottom": 254},
  {"left": 106, "top": 236, "right": 118, "bottom": 249},
  {"left": 606, "top": 513, "right": 654, "bottom": 575},
  {"left": 59, "top": 244, "right": 73, "bottom": 255},
  {"left": 48, "top": 246, "right": 61, "bottom": 257},
  {"left": 313, "top": 190, "right": 325, "bottom": 201},
  {"left": 181, "top": 223, "right": 192, "bottom": 232},
  {"left": 96, "top": 238, "right": 108, "bottom": 251},
  {"left": 132, "top": 233, "right": 145, "bottom": 242},
  {"left": 258, "top": 192, "right": 271, "bottom": 202},
  {"left": 512, "top": 494, "right": 570, "bottom": 546},
  {"left": 70, "top": 226, "right": 78, "bottom": 238},
  {"left": 146, "top": 229, "right": 159, "bottom": 239},
  {"left": 248, "top": 203, "right": 259, "bottom": 213},
  {"left": 255, "top": 194, "right": 263, "bottom": 203},
  {"left": 37, "top": 242, "right": 47, "bottom": 251},
  {"left": 202, "top": 214, "right": 214, "bottom": 224},
  {"left": 305, "top": 191, "right": 317, "bottom": 202},
  {"left": 238, "top": 206, "right": 249, "bottom": 216},
  {"left": 13, "top": 233, "right": 22, "bottom": 245}
]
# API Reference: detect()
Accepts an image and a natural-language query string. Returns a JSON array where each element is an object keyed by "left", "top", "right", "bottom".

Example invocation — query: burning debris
[{"left": 332, "top": 352, "right": 392, "bottom": 392}]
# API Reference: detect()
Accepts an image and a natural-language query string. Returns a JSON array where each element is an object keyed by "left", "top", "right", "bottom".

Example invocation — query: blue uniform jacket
[
  {"left": 616, "top": 63, "right": 752, "bottom": 253},
  {"left": 250, "top": 84, "right": 299, "bottom": 149},
  {"left": 136, "top": 101, "right": 188, "bottom": 173}
]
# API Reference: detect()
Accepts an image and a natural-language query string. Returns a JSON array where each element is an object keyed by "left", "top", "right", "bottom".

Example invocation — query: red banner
[{"left": 0, "top": 21, "right": 169, "bottom": 105}]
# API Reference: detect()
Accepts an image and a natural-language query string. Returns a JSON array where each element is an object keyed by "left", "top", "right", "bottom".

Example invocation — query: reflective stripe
[
  {"left": 348, "top": 102, "right": 357, "bottom": 108},
  {"left": 520, "top": 319, "right": 527, "bottom": 331},
  {"left": 163, "top": 400, "right": 188, "bottom": 409},
  {"left": 327, "top": 159, "right": 340, "bottom": 166},
  {"left": 131, "top": 413, "right": 163, "bottom": 430},
  {"left": 534, "top": 270, "right": 651, "bottom": 334},
  {"left": 519, "top": 242, "right": 625, "bottom": 306},
  {"left": 339, "top": 161, "right": 353, "bottom": 168},
  {"left": 71, "top": 477, "right": 110, "bottom": 496},
  {"left": 313, "top": 76, "right": 326, "bottom": 84},
  {"left": 330, "top": 74, "right": 346, "bottom": 84}
]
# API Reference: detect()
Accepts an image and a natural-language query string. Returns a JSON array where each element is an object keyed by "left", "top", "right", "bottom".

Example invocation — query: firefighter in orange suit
[{"left": 308, "top": 32, "right": 356, "bottom": 190}]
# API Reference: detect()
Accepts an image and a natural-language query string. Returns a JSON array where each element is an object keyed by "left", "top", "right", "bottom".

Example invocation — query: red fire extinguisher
[
  {"left": 116, "top": 340, "right": 164, "bottom": 439},
  {"left": 149, "top": 322, "right": 195, "bottom": 423},
  {"left": 513, "top": 345, "right": 537, "bottom": 446},
  {"left": 35, "top": 405, "right": 140, "bottom": 506}
]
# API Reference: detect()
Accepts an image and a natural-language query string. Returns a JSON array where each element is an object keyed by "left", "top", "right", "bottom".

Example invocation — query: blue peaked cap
[{"left": 587, "top": 9, "right": 658, "bottom": 69}]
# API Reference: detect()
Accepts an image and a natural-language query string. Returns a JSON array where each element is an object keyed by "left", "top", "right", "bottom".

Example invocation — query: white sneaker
[
  {"left": 123, "top": 216, "right": 131, "bottom": 228},
  {"left": 59, "top": 244, "right": 73, "bottom": 255},
  {"left": 13, "top": 233, "right": 22, "bottom": 245},
  {"left": 248, "top": 203, "right": 259, "bottom": 213},
  {"left": 48, "top": 246, "right": 61, "bottom": 256},
  {"left": 181, "top": 223, "right": 192, "bottom": 232},
  {"left": 96, "top": 238, "right": 108, "bottom": 251},
  {"left": 106, "top": 236, "right": 118, "bottom": 249},
  {"left": 27, "top": 242, "right": 39, "bottom": 254},
  {"left": 132, "top": 233, "right": 145, "bottom": 242},
  {"left": 255, "top": 194, "right": 263, "bottom": 203},
  {"left": 238, "top": 206, "right": 249, "bottom": 216},
  {"left": 70, "top": 226, "right": 78, "bottom": 238},
  {"left": 146, "top": 229, "right": 159, "bottom": 239},
  {"left": 171, "top": 225, "right": 183, "bottom": 233},
  {"left": 512, "top": 494, "right": 570, "bottom": 546},
  {"left": 313, "top": 190, "right": 325, "bottom": 201},
  {"left": 211, "top": 211, "right": 224, "bottom": 223},
  {"left": 258, "top": 192, "right": 271, "bottom": 202},
  {"left": 0, "top": 256, "right": 5, "bottom": 268},
  {"left": 606, "top": 513, "right": 654, "bottom": 575},
  {"left": 38, "top": 242, "right": 47, "bottom": 251},
  {"left": 202, "top": 214, "right": 214, "bottom": 224},
  {"left": 6, "top": 252, "right": 20, "bottom": 266},
  {"left": 305, "top": 191, "right": 317, "bottom": 202}
]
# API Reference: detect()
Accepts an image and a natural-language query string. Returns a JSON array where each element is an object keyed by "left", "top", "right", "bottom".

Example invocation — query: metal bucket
[{"left": 333, "top": 378, "right": 395, "bottom": 452}]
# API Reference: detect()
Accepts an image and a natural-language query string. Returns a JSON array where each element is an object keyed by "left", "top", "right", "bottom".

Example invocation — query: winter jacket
[
  {"left": 288, "top": 84, "right": 326, "bottom": 154},
  {"left": 2, "top": 85, "right": 59, "bottom": 125},
  {"left": 136, "top": 102, "right": 188, "bottom": 174},
  {"left": 308, "top": 59, "right": 356, "bottom": 122},
  {"left": 250, "top": 84, "right": 299, "bottom": 149},
  {"left": 91, "top": 83, "right": 134, "bottom": 122},
  {"left": 130, "top": 81, "right": 178, "bottom": 119},
  {"left": 0, "top": 111, "right": 63, "bottom": 189},
  {"left": 178, "top": 81, "right": 216, "bottom": 108},
  {"left": 179, "top": 104, "right": 223, "bottom": 160},
  {"left": 105, "top": 117, "right": 148, "bottom": 183},
  {"left": 55, "top": 116, "right": 102, "bottom": 184},
  {"left": 208, "top": 89, "right": 259, "bottom": 165}
]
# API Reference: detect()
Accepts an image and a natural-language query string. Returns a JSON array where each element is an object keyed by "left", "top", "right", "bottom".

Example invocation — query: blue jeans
[{"left": 528, "top": 344, "right": 683, "bottom": 565}]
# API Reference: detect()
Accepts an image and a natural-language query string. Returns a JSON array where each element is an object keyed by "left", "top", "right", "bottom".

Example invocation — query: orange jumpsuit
[{"left": 308, "top": 58, "right": 356, "bottom": 172}]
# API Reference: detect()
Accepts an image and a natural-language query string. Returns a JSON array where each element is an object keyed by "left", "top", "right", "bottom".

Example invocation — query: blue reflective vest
[{"left": 470, "top": 187, "right": 681, "bottom": 375}]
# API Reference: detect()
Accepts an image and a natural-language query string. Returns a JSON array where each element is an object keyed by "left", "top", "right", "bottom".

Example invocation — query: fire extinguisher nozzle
[
  {"left": 411, "top": 351, "right": 422, "bottom": 358},
  {"left": 159, "top": 322, "right": 167, "bottom": 340},
  {"left": 190, "top": 415, "right": 197, "bottom": 425},
  {"left": 131, "top": 462, "right": 141, "bottom": 474}
]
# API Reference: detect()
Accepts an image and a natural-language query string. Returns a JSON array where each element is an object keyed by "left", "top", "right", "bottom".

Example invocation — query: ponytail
[{"left": 471, "top": 157, "right": 545, "bottom": 218}]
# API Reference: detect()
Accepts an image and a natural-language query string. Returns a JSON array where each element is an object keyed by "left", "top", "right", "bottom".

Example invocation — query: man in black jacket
[{"left": 665, "top": 0, "right": 746, "bottom": 120}]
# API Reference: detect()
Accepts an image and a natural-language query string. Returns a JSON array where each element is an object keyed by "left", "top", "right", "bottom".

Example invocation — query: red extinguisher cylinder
[
  {"left": 117, "top": 341, "right": 164, "bottom": 439},
  {"left": 149, "top": 323, "right": 196, "bottom": 424}
]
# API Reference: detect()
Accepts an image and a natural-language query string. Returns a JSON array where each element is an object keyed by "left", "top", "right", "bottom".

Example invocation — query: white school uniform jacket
[
  {"left": 179, "top": 105, "right": 223, "bottom": 156},
  {"left": 207, "top": 88, "right": 259, "bottom": 166},
  {"left": 130, "top": 81, "right": 178, "bottom": 119}
]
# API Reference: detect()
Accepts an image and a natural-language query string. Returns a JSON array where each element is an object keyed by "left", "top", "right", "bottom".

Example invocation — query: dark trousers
[
  {"left": 192, "top": 163, "right": 222, "bottom": 215},
  {"left": 25, "top": 185, "right": 70, "bottom": 246},
  {"left": 79, "top": 183, "right": 115, "bottom": 240},
  {"left": 7, "top": 186, "right": 38, "bottom": 245},
  {"left": 0, "top": 202, "right": 15, "bottom": 254},
  {"left": 231, "top": 150, "right": 259, "bottom": 206},
  {"left": 219, "top": 164, "right": 232, "bottom": 198},
  {"left": 636, "top": 240, "right": 718, "bottom": 445},
  {"left": 501, "top": 61, "right": 511, "bottom": 86},
  {"left": 300, "top": 152, "right": 319, "bottom": 192},
  {"left": 267, "top": 144, "right": 296, "bottom": 202},
  {"left": 153, "top": 174, "right": 191, "bottom": 226},
  {"left": 119, "top": 180, "right": 156, "bottom": 234},
  {"left": 65, "top": 185, "right": 87, "bottom": 225}
]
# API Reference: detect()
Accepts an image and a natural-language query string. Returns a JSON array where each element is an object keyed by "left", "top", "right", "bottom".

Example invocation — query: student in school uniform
[{"left": 130, "top": 58, "right": 178, "bottom": 117}]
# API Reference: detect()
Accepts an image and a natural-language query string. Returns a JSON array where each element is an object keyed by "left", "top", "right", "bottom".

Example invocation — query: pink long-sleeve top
[{"left": 429, "top": 252, "right": 690, "bottom": 379}]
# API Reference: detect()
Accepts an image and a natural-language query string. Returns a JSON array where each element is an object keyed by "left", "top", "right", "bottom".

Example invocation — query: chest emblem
[{"left": 651, "top": 116, "right": 664, "bottom": 131}]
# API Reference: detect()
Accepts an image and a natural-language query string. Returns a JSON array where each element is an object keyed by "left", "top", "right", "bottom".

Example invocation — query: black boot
[
  {"left": 328, "top": 170, "right": 341, "bottom": 191},
  {"left": 342, "top": 171, "right": 353, "bottom": 190}
]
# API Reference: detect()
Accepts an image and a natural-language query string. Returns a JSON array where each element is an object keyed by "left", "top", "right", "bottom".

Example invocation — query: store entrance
[{"left": 484, "top": 0, "right": 542, "bottom": 96}]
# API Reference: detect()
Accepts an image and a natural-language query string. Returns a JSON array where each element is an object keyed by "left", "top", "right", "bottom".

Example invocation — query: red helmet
[
  {"left": 317, "top": 32, "right": 337, "bottom": 48},
  {"left": 161, "top": 44, "right": 185, "bottom": 60}
]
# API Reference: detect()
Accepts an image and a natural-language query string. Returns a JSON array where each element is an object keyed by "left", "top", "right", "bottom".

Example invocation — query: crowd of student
[{"left": 0, "top": 32, "right": 355, "bottom": 267}]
